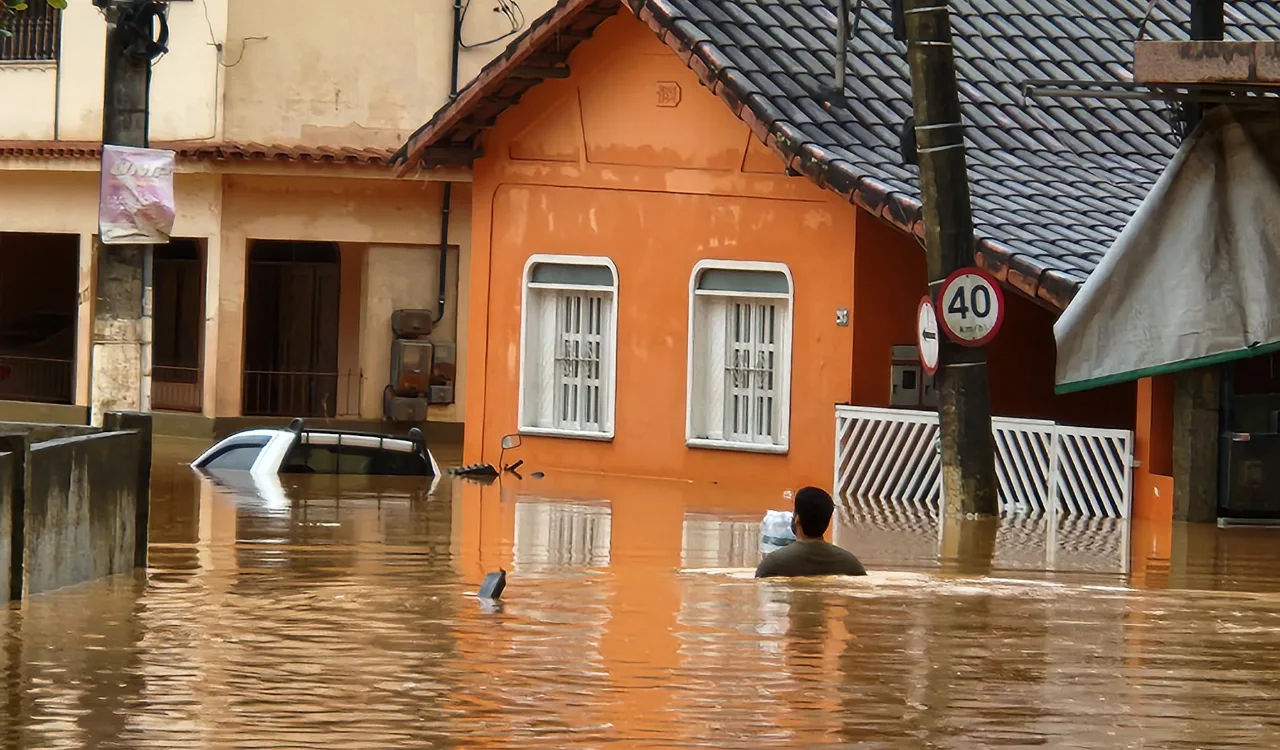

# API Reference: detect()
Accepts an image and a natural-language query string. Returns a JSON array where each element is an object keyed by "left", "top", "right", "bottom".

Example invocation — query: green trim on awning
[{"left": 1055, "top": 340, "right": 1280, "bottom": 394}]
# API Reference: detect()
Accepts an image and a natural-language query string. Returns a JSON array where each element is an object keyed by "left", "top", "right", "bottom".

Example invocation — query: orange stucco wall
[
  {"left": 1132, "top": 375, "right": 1175, "bottom": 521},
  {"left": 463, "top": 11, "right": 854, "bottom": 490}
]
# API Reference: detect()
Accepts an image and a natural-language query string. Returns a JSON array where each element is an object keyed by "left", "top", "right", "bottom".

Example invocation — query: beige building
[{"left": 0, "top": 0, "right": 552, "bottom": 432}]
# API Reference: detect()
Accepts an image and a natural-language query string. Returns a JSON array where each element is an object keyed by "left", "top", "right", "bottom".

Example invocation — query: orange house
[{"left": 396, "top": 0, "right": 1145, "bottom": 497}]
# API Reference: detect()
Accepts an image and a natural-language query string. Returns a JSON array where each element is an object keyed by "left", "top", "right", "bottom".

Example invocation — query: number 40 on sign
[{"left": 937, "top": 267, "right": 1005, "bottom": 348}]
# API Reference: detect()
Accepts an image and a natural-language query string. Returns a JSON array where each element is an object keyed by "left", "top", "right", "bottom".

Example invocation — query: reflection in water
[{"left": 3, "top": 440, "right": 1280, "bottom": 747}]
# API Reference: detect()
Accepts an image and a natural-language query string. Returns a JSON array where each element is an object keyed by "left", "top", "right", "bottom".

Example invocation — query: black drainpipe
[
  {"left": 437, "top": 183, "right": 452, "bottom": 322},
  {"left": 435, "top": 0, "right": 463, "bottom": 323}
]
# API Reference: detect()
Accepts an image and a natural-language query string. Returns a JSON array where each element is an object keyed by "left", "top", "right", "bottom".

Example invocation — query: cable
[{"left": 458, "top": 0, "right": 526, "bottom": 49}]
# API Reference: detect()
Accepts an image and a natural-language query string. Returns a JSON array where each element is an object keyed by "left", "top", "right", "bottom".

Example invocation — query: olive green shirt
[{"left": 755, "top": 540, "right": 867, "bottom": 578}]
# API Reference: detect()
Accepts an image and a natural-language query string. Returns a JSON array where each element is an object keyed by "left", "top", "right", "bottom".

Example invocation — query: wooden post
[
  {"left": 91, "top": 0, "right": 154, "bottom": 426},
  {"left": 1172, "top": 0, "right": 1226, "bottom": 523},
  {"left": 902, "top": 0, "right": 999, "bottom": 517}
]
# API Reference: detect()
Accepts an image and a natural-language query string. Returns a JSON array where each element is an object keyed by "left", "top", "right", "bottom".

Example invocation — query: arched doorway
[{"left": 241, "top": 240, "right": 341, "bottom": 417}]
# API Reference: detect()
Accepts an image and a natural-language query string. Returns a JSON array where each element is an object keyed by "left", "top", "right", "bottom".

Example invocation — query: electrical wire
[{"left": 459, "top": 0, "right": 526, "bottom": 49}]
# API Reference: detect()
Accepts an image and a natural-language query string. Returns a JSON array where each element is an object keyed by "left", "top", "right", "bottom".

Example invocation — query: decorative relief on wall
[{"left": 656, "top": 81, "right": 682, "bottom": 108}]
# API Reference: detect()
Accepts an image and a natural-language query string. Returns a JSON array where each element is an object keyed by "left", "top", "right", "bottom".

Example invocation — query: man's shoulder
[
  {"left": 754, "top": 544, "right": 797, "bottom": 577},
  {"left": 820, "top": 542, "right": 867, "bottom": 574}
]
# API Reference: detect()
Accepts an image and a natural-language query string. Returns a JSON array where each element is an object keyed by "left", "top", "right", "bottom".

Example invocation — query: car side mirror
[{"left": 501, "top": 434, "right": 522, "bottom": 450}]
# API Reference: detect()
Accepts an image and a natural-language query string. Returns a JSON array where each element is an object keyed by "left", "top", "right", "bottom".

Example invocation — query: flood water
[{"left": 4, "top": 439, "right": 1280, "bottom": 748}]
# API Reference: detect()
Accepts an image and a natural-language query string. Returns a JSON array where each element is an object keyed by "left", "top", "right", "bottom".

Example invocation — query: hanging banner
[{"left": 98, "top": 144, "right": 176, "bottom": 245}]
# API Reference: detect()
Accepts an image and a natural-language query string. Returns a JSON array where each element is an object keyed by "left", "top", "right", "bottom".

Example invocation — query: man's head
[{"left": 792, "top": 486, "right": 835, "bottom": 540}]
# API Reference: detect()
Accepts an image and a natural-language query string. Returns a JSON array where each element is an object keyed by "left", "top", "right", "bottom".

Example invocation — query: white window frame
[
  {"left": 517, "top": 254, "right": 619, "bottom": 440},
  {"left": 685, "top": 259, "right": 794, "bottom": 454}
]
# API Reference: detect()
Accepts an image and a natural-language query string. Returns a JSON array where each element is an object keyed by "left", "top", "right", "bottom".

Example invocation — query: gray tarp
[{"left": 1054, "top": 106, "right": 1280, "bottom": 393}]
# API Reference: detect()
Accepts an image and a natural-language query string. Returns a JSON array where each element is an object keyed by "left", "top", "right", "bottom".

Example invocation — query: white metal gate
[{"left": 834, "top": 405, "right": 1133, "bottom": 519}]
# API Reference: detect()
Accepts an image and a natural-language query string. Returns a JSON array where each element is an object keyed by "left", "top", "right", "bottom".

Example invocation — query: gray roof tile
[{"left": 621, "top": 0, "right": 1280, "bottom": 307}]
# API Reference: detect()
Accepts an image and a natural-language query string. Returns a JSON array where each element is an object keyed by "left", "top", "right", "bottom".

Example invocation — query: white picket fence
[{"left": 834, "top": 405, "right": 1134, "bottom": 519}]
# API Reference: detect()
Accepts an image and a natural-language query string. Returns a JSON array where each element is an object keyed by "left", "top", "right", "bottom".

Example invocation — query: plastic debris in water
[{"left": 478, "top": 569, "right": 506, "bottom": 600}]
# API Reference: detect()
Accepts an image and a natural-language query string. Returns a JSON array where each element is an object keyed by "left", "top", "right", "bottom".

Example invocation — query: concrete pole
[
  {"left": 91, "top": 1, "right": 153, "bottom": 427},
  {"left": 1172, "top": 0, "right": 1225, "bottom": 523},
  {"left": 902, "top": 0, "right": 999, "bottom": 517}
]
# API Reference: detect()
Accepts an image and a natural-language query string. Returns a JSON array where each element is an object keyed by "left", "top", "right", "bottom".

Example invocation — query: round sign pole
[
  {"left": 937, "top": 267, "right": 1005, "bottom": 348},
  {"left": 916, "top": 296, "right": 940, "bottom": 375}
]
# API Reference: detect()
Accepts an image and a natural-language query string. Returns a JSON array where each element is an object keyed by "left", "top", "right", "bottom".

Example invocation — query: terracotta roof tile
[{"left": 0, "top": 140, "right": 397, "bottom": 166}]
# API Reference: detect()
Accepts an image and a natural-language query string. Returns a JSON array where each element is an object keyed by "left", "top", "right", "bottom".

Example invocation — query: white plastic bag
[{"left": 759, "top": 510, "right": 795, "bottom": 554}]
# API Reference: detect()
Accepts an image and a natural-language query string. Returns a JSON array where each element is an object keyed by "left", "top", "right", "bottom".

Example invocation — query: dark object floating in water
[
  {"left": 531, "top": 471, "right": 545, "bottom": 479},
  {"left": 478, "top": 569, "right": 506, "bottom": 600},
  {"left": 453, "top": 462, "right": 498, "bottom": 477}
]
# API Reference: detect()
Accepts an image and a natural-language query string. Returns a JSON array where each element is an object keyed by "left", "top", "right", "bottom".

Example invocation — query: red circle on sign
[
  {"left": 937, "top": 267, "right": 1005, "bottom": 348},
  {"left": 916, "top": 296, "right": 939, "bottom": 375}
]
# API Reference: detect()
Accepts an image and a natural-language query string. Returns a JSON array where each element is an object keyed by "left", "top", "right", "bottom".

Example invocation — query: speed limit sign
[{"left": 937, "top": 267, "right": 1005, "bottom": 347}]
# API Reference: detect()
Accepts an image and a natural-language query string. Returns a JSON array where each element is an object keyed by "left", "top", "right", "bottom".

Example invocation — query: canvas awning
[{"left": 1054, "top": 106, "right": 1280, "bottom": 393}]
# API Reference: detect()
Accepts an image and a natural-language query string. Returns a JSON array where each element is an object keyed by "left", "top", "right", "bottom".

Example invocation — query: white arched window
[
  {"left": 518, "top": 255, "right": 618, "bottom": 439},
  {"left": 686, "top": 260, "right": 794, "bottom": 453}
]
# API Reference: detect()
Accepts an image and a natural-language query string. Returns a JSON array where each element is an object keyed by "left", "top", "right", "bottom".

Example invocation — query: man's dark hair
[{"left": 793, "top": 486, "right": 835, "bottom": 538}]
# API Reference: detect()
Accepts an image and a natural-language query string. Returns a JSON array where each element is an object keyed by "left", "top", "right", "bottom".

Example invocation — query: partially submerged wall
[
  {"left": 0, "top": 440, "right": 18, "bottom": 600},
  {"left": 0, "top": 412, "right": 152, "bottom": 599}
]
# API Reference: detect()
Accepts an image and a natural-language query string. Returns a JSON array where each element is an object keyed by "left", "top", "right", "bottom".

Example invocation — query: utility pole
[
  {"left": 902, "top": 0, "right": 999, "bottom": 517},
  {"left": 90, "top": 0, "right": 156, "bottom": 426},
  {"left": 1172, "top": 0, "right": 1225, "bottom": 523}
]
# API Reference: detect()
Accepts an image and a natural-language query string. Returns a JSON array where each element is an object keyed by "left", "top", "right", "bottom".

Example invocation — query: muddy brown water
[{"left": 3, "top": 437, "right": 1280, "bottom": 748}]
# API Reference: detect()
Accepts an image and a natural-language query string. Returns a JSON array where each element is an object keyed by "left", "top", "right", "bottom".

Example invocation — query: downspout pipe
[
  {"left": 436, "top": 0, "right": 463, "bottom": 324},
  {"left": 437, "top": 183, "right": 451, "bottom": 323}
]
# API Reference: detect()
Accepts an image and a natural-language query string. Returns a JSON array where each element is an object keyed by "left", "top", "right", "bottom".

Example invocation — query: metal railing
[
  {"left": 834, "top": 405, "right": 1134, "bottom": 519},
  {"left": 242, "top": 369, "right": 363, "bottom": 418},
  {"left": 833, "top": 498, "right": 1130, "bottom": 575},
  {"left": 1, "top": 4, "right": 60, "bottom": 62},
  {"left": 152, "top": 365, "right": 202, "bottom": 413},
  {"left": 0, "top": 354, "right": 73, "bottom": 404}
]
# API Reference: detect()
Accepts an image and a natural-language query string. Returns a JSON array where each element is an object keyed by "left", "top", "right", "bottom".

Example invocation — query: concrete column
[
  {"left": 74, "top": 234, "right": 95, "bottom": 408},
  {"left": 1173, "top": 369, "right": 1221, "bottom": 523},
  {"left": 90, "top": 244, "right": 145, "bottom": 427},
  {"left": 204, "top": 232, "right": 246, "bottom": 418},
  {"left": 336, "top": 243, "right": 365, "bottom": 418},
  {"left": 200, "top": 233, "right": 221, "bottom": 418}
]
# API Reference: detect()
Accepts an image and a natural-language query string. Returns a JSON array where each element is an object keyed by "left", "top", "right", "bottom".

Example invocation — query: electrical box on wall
[
  {"left": 889, "top": 344, "right": 934, "bottom": 409},
  {"left": 921, "top": 372, "right": 938, "bottom": 407},
  {"left": 390, "top": 339, "right": 434, "bottom": 395},
  {"left": 385, "top": 395, "right": 428, "bottom": 423},
  {"left": 429, "top": 342, "right": 456, "bottom": 405},
  {"left": 890, "top": 365, "right": 922, "bottom": 406},
  {"left": 391, "top": 309, "right": 435, "bottom": 338}
]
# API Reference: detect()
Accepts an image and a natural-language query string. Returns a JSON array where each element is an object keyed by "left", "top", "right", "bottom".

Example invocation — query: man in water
[{"left": 755, "top": 486, "right": 867, "bottom": 578}]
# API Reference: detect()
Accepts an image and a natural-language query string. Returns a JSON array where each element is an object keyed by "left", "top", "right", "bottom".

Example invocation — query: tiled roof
[
  {"left": 0, "top": 140, "right": 397, "bottom": 165},
  {"left": 396, "top": 0, "right": 1280, "bottom": 311}
]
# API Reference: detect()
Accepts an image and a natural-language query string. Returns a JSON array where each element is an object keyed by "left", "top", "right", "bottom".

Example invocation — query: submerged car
[{"left": 191, "top": 419, "right": 441, "bottom": 479}]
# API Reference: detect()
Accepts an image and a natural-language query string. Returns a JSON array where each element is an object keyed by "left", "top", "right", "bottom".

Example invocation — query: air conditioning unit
[{"left": 390, "top": 339, "right": 433, "bottom": 396}]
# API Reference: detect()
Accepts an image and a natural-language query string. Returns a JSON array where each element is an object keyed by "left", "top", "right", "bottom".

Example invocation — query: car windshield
[
  {"left": 280, "top": 439, "right": 428, "bottom": 476},
  {"left": 200, "top": 440, "right": 268, "bottom": 471}
]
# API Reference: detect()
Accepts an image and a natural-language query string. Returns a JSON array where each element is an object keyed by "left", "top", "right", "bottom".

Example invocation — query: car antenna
[{"left": 288, "top": 418, "right": 304, "bottom": 435}]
